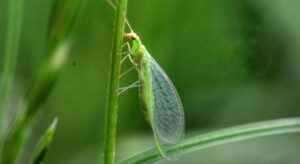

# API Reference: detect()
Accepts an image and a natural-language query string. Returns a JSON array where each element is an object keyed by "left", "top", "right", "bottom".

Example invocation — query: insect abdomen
[{"left": 138, "top": 54, "right": 155, "bottom": 125}]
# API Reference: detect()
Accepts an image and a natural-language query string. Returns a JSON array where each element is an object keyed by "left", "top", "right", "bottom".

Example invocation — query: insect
[
  {"left": 107, "top": 0, "right": 185, "bottom": 160},
  {"left": 120, "top": 30, "right": 185, "bottom": 159}
]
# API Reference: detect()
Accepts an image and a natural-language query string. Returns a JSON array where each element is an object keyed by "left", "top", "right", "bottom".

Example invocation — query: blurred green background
[{"left": 1, "top": 0, "right": 300, "bottom": 163}]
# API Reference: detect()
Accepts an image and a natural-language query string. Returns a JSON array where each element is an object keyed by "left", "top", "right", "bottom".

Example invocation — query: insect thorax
[{"left": 132, "top": 42, "right": 147, "bottom": 65}]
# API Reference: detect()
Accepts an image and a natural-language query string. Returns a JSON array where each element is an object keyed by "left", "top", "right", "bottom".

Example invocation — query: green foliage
[
  {"left": 0, "top": 0, "right": 300, "bottom": 163},
  {"left": 0, "top": 0, "right": 24, "bottom": 141},
  {"left": 32, "top": 118, "right": 58, "bottom": 164},
  {"left": 120, "top": 118, "right": 300, "bottom": 163},
  {"left": 0, "top": 0, "right": 84, "bottom": 163},
  {"left": 103, "top": 0, "right": 128, "bottom": 163}
]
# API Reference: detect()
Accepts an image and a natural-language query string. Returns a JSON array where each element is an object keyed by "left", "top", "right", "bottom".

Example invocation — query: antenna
[{"left": 106, "top": 0, "right": 133, "bottom": 32}]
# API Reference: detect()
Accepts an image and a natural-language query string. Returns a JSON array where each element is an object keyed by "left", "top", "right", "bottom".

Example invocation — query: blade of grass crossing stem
[
  {"left": 0, "top": 39, "right": 71, "bottom": 164},
  {"left": 103, "top": 0, "right": 128, "bottom": 163},
  {"left": 0, "top": 0, "right": 24, "bottom": 140},
  {"left": 31, "top": 118, "right": 58, "bottom": 164},
  {"left": 119, "top": 118, "right": 300, "bottom": 164},
  {"left": 0, "top": 0, "right": 85, "bottom": 163}
]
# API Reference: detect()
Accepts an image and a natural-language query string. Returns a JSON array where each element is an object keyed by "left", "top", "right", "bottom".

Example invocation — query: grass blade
[
  {"left": 0, "top": 0, "right": 24, "bottom": 139},
  {"left": 119, "top": 118, "right": 300, "bottom": 164},
  {"left": 0, "top": 0, "right": 85, "bottom": 163},
  {"left": 0, "top": 39, "right": 71, "bottom": 164},
  {"left": 31, "top": 118, "right": 58, "bottom": 164}
]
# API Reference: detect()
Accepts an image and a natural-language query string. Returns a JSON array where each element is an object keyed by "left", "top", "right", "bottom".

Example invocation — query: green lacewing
[{"left": 124, "top": 32, "right": 185, "bottom": 160}]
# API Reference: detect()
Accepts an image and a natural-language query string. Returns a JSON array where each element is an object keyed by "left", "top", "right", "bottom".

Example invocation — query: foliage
[{"left": 0, "top": 0, "right": 299, "bottom": 163}]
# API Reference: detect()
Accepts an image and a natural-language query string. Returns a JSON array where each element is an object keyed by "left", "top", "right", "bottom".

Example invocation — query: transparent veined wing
[{"left": 150, "top": 56, "right": 185, "bottom": 159}]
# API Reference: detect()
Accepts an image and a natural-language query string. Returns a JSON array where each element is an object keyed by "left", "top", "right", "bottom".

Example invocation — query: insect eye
[{"left": 131, "top": 36, "right": 137, "bottom": 40}]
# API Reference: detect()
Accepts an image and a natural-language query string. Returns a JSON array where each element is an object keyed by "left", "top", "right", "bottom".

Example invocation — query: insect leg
[
  {"left": 121, "top": 42, "right": 131, "bottom": 54},
  {"left": 118, "top": 42, "right": 131, "bottom": 57},
  {"left": 120, "top": 42, "right": 134, "bottom": 64},
  {"left": 120, "top": 53, "right": 129, "bottom": 63},
  {"left": 118, "top": 80, "right": 141, "bottom": 95},
  {"left": 119, "top": 42, "right": 136, "bottom": 77},
  {"left": 119, "top": 66, "right": 135, "bottom": 78},
  {"left": 122, "top": 42, "right": 131, "bottom": 50},
  {"left": 120, "top": 53, "right": 132, "bottom": 63}
]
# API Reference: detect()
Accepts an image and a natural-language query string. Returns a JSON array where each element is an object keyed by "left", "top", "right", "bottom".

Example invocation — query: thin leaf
[
  {"left": 119, "top": 117, "right": 300, "bottom": 164},
  {"left": 0, "top": 0, "right": 24, "bottom": 140},
  {"left": 0, "top": 0, "right": 85, "bottom": 163},
  {"left": 31, "top": 118, "right": 58, "bottom": 164}
]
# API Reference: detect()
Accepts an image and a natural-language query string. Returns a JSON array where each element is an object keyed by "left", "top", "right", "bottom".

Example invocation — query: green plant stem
[
  {"left": 0, "top": 0, "right": 24, "bottom": 139},
  {"left": 119, "top": 117, "right": 300, "bottom": 164},
  {"left": 103, "top": 0, "right": 128, "bottom": 163}
]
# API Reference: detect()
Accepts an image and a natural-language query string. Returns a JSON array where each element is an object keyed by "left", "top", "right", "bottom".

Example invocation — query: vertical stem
[
  {"left": 103, "top": 0, "right": 128, "bottom": 163},
  {"left": 0, "top": 0, "right": 24, "bottom": 138}
]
